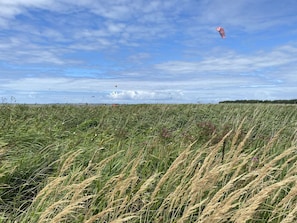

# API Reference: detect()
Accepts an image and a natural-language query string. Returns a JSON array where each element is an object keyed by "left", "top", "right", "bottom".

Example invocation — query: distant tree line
[{"left": 219, "top": 99, "right": 297, "bottom": 104}]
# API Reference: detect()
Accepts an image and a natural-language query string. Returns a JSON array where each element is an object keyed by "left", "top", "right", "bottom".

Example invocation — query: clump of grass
[{"left": 0, "top": 103, "right": 296, "bottom": 222}]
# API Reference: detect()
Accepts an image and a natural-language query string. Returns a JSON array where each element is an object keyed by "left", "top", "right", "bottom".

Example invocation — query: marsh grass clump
[{"left": 0, "top": 103, "right": 296, "bottom": 222}]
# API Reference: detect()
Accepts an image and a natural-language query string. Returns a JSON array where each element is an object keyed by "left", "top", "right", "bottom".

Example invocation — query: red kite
[{"left": 216, "top": 27, "right": 225, "bottom": 38}]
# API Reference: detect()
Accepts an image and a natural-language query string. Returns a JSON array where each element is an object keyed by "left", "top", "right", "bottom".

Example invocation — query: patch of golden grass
[
  {"left": 84, "top": 208, "right": 114, "bottom": 223},
  {"left": 151, "top": 141, "right": 196, "bottom": 199},
  {"left": 58, "top": 149, "right": 83, "bottom": 176},
  {"left": 19, "top": 149, "right": 126, "bottom": 222},
  {"left": 232, "top": 177, "right": 297, "bottom": 222},
  {"left": 109, "top": 215, "right": 138, "bottom": 223},
  {"left": 48, "top": 195, "right": 94, "bottom": 223},
  {"left": 152, "top": 124, "right": 297, "bottom": 222},
  {"left": 281, "top": 204, "right": 297, "bottom": 223}
]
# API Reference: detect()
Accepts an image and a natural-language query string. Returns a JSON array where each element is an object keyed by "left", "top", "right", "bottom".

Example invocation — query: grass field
[{"left": 0, "top": 103, "right": 296, "bottom": 222}]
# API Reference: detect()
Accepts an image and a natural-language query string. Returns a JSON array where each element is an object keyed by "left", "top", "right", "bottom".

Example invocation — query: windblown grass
[{"left": 0, "top": 103, "right": 296, "bottom": 222}]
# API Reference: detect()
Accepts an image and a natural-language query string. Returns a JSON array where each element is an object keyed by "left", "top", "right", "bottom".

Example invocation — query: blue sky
[{"left": 0, "top": 0, "right": 297, "bottom": 104}]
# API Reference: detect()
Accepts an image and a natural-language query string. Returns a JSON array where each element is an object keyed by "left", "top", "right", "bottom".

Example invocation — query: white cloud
[
  {"left": 155, "top": 45, "right": 297, "bottom": 79},
  {"left": 108, "top": 90, "right": 184, "bottom": 102},
  {"left": 0, "top": 0, "right": 55, "bottom": 20},
  {"left": 0, "top": 0, "right": 188, "bottom": 65}
]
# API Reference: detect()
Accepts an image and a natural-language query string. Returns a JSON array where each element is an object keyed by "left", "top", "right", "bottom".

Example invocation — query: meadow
[{"left": 0, "top": 103, "right": 296, "bottom": 222}]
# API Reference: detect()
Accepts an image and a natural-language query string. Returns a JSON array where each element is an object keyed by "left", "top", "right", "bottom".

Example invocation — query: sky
[{"left": 0, "top": 0, "right": 297, "bottom": 104}]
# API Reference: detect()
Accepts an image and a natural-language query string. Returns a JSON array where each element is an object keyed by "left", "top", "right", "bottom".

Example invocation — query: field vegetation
[{"left": 0, "top": 103, "right": 296, "bottom": 222}]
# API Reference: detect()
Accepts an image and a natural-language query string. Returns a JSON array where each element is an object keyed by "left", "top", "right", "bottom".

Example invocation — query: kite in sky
[{"left": 216, "top": 27, "right": 225, "bottom": 38}]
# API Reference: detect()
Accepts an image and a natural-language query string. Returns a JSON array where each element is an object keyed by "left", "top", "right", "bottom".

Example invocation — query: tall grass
[{"left": 0, "top": 104, "right": 296, "bottom": 222}]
